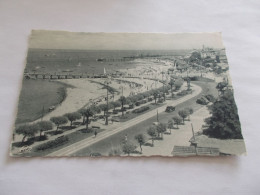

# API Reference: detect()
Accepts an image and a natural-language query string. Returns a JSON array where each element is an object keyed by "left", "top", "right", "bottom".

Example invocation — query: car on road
[
  {"left": 165, "top": 106, "right": 176, "bottom": 112},
  {"left": 90, "top": 152, "right": 102, "bottom": 157}
]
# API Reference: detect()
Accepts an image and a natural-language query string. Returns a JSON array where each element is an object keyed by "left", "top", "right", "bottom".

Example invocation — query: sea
[
  {"left": 25, "top": 49, "right": 189, "bottom": 75},
  {"left": 16, "top": 49, "right": 189, "bottom": 125}
]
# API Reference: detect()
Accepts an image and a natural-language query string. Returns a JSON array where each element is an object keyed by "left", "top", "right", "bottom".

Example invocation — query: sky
[{"left": 29, "top": 30, "right": 224, "bottom": 50}]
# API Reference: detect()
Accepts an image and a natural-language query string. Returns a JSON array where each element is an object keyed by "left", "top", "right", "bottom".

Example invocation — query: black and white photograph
[{"left": 10, "top": 31, "right": 246, "bottom": 157}]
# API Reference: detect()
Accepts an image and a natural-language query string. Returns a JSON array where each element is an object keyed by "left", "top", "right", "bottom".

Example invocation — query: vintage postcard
[{"left": 10, "top": 31, "right": 246, "bottom": 157}]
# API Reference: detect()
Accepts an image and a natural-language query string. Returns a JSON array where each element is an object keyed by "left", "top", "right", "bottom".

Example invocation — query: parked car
[
  {"left": 196, "top": 97, "right": 209, "bottom": 105},
  {"left": 165, "top": 106, "right": 176, "bottom": 112},
  {"left": 90, "top": 153, "right": 102, "bottom": 157}
]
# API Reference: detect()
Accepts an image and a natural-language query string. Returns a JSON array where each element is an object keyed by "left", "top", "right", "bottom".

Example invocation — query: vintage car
[{"left": 165, "top": 106, "right": 176, "bottom": 112}]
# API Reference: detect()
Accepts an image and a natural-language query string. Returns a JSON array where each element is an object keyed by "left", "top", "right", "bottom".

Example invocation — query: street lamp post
[
  {"left": 119, "top": 86, "right": 124, "bottom": 96},
  {"left": 104, "top": 80, "right": 111, "bottom": 125},
  {"left": 161, "top": 71, "right": 165, "bottom": 101}
]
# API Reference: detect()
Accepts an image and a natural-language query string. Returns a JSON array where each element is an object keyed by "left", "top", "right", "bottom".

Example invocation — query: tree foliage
[
  {"left": 172, "top": 116, "right": 182, "bottom": 128},
  {"left": 168, "top": 78, "right": 175, "bottom": 98},
  {"left": 147, "top": 126, "right": 157, "bottom": 146},
  {"left": 119, "top": 96, "right": 127, "bottom": 116},
  {"left": 174, "top": 78, "right": 184, "bottom": 90},
  {"left": 152, "top": 90, "right": 159, "bottom": 104},
  {"left": 122, "top": 143, "right": 136, "bottom": 156},
  {"left": 36, "top": 121, "right": 53, "bottom": 136},
  {"left": 167, "top": 120, "right": 174, "bottom": 134},
  {"left": 50, "top": 116, "right": 68, "bottom": 130},
  {"left": 203, "top": 90, "right": 243, "bottom": 139},
  {"left": 185, "top": 107, "right": 194, "bottom": 120},
  {"left": 16, "top": 123, "right": 40, "bottom": 142},
  {"left": 178, "top": 109, "right": 189, "bottom": 124},
  {"left": 216, "top": 82, "right": 228, "bottom": 95},
  {"left": 64, "top": 112, "right": 81, "bottom": 126},
  {"left": 135, "top": 134, "right": 145, "bottom": 152},
  {"left": 156, "top": 123, "right": 167, "bottom": 138},
  {"left": 111, "top": 101, "right": 121, "bottom": 111},
  {"left": 80, "top": 106, "right": 97, "bottom": 130}
]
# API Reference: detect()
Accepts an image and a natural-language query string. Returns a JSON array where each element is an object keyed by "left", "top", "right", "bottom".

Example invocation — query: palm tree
[
  {"left": 119, "top": 96, "right": 126, "bottom": 116},
  {"left": 80, "top": 107, "right": 96, "bottom": 130},
  {"left": 153, "top": 90, "right": 159, "bottom": 104},
  {"left": 168, "top": 78, "right": 175, "bottom": 98}
]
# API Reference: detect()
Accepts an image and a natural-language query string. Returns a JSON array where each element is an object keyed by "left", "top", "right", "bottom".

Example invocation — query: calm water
[
  {"left": 26, "top": 49, "right": 189, "bottom": 75},
  {"left": 17, "top": 49, "right": 189, "bottom": 124}
]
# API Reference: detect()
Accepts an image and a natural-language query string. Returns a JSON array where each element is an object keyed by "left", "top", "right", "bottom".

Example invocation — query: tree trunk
[
  {"left": 39, "top": 130, "right": 42, "bottom": 137},
  {"left": 86, "top": 117, "right": 89, "bottom": 130},
  {"left": 152, "top": 138, "right": 154, "bottom": 146},
  {"left": 70, "top": 120, "right": 73, "bottom": 127},
  {"left": 121, "top": 103, "right": 124, "bottom": 116},
  {"left": 171, "top": 86, "right": 173, "bottom": 98},
  {"left": 82, "top": 116, "right": 85, "bottom": 124},
  {"left": 140, "top": 144, "right": 142, "bottom": 152},
  {"left": 22, "top": 135, "right": 26, "bottom": 143}
]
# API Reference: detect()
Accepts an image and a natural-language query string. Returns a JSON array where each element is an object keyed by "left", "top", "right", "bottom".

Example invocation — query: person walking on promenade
[{"left": 94, "top": 130, "right": 98, "bottom": 138}]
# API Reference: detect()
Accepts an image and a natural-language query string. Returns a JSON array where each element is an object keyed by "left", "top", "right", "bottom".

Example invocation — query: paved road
[{"left": 47, "top": 83, "right": 202, "bottom": 156}]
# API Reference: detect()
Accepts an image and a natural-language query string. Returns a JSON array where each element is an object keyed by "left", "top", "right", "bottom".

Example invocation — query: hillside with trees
[{"left": 203, "top": 89, "right": 243, "bottom": 139}]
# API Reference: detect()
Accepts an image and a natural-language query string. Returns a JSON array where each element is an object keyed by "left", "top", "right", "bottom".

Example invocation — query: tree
[
  {"left": 36, "top": 121, "right": 53, "bottom": 137},
  {"left": 168, "top": 78, "right": 175, "bottom": 98},
  {"left": 80, "top": 107, "right": 96, "bottom": 130},
  {"left": 178, "top": 109, "right": 188, "bottom": 124},
  {"left": 50, "top": 116, "right": 68, "bottom": 131},
  {"left": 174, "top": 79, "right": 183, "bottom": 91},
  {"left": 119, "top": 96, "right": 127, "bottom": 116},
  {"left": 153, "top": 90, "right": 159, "bottom": 104},
  {"left": 16, "top": 123, "right": 40, "bottom": 142},
  {"left": 156, "top": 123, "right": 167, "bottom": 139},
  {"left": 122, "top": 143, "right": 136, "bottom": 156},
  {"left": 135, "top": 134, "right": 145, "bottom": 152},
  {"left": 189, "top": 51, "right": 201, "bottom": 62},
  {"left": 185, "top": 107, "right": 194, "bottom": 121},
  {"left": 203, "top": 90, "right": 243, "bottom": 139},
  {"left": 111, "top": 101, "right": 121, "bottom": 111},
  {"left": 79, "top": 108, "right": 87, "bottom": 124},
  {"left": 64, "top": 112, "right": 81, "bottom": 126},
  {"left": 98, "top": 104, "right": 108, "bottom": 116},
  {"left": 172, "top": 116, "right": 182, "bottom": 128},
  {"left": 216, "top": 82, "right": 228, "bottom": 96},
  {"left": 167, "top": 120, "right": 174, "bottom": 134},
  {"left": 147, "top": 126, "right": 157, "bottom": 146}
]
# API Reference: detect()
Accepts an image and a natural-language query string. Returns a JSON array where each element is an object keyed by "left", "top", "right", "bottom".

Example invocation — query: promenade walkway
[{"left": 46, "top": 83, "right": 202, "bottom": 156}]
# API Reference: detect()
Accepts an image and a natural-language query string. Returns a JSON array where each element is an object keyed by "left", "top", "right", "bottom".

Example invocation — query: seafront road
[{"left": 47, "top": 83, "right": 202, "bottom": 156}]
